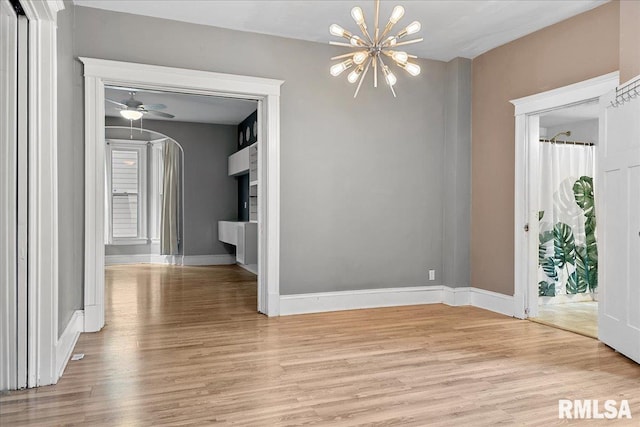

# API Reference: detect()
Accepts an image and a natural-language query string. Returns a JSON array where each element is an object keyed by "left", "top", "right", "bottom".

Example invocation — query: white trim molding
[
  {"left": 81, "top": 58, "right": 284, "bottom": 332},
  {"left": 445, "top": 287, "right": 515, "bottom": 317},
  {"left": 280, "top": 286, "right": 515, "bottom": 318},
  {"left": 280, "top": 286, "right": 444, "bottom": 316},
  {"left": 105, "top": 253, "right": 237, "bottom": 266},
  {"left": 55, "top": 310, "right": 83, "bottom": 380},
  {"left": 510, "top": 72, "right": 618, "bottom": 320},
  {"left": 20, "top": 0, "right": 65, "bottom": 388},
  {"left": 181, "top": 254, "right": 236, "bottom": 266}
]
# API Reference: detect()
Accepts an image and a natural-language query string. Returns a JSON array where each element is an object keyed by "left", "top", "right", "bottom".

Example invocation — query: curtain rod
[{"left": 539, "top": 138, "right": 594, "bottom": 147}]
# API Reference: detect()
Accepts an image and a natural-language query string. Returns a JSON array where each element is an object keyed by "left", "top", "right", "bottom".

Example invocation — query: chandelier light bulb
[
  {"left": 391, "top": 51, "right": 409, "bottom": 64},
  {"left": 351, "top": 6, "right": 365, "bottom": 25},
  {"left": 399, "top": 21, "right": 421, "bottom": 38},
  {"left": 383, "top": 66, "right": 397, "bottom": 86},
  {"left": 353, "top": 51, "right": 368, "bottom": 65},
  {"left": 348, "top": 66, "right": 364, "bottom": 83},
  {"left": 330, "top": 23, "right": 354, "bottom": 40},
  {"left": 350, "top": 35, "right": 364, "bottom": 46},
  {"left": 403, "top": 62, "right": 421, "bottom": 76},
  {"left": 389, "top": 5, "right": 405, "bottom": 24},
  {"left": 383, "top": 36, "right": 397, "bottom": 47},
  {"left": 330, "top": 59, "right": 353, "bottom": 76}
]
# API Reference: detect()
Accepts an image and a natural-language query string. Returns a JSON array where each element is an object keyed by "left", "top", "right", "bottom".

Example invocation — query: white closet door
[
  {"left": 0, "top": 0, "right": 19, "bottom": 391},
  {"left": 598, "top": 90, "right": 640, "bottom": 363}
]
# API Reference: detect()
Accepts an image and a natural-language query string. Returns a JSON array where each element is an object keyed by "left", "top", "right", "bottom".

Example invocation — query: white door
[
  {"left": 598, "top": 90, "right": 640, "bottom": 363},
  {"left": 0, "top": 0, "right": 19, "bottom": 391}
]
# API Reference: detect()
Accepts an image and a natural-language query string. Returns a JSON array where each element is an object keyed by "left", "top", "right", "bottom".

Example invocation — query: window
[
  {"left": 111, "top": 149, "right": 141, "bottom": 238},
  {"left": 106, "top": 140, "right": 164, "bottom": 245}
]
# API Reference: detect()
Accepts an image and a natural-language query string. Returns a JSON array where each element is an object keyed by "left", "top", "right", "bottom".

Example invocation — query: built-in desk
[{"left": 218, "top": 221, "right": 257, "bottom": 268}]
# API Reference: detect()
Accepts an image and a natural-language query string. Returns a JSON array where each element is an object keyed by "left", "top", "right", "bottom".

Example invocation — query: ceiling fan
[{"left": 106, "top": 92, "right": 175, "bottom": 120}]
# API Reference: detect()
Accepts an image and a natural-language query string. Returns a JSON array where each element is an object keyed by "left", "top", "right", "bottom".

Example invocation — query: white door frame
[
  {"left": 510, "top": 71, "right": 619, "bottom": 319},
  {"left": 81, "top": 58, "right": 284, "bottom": 332}
]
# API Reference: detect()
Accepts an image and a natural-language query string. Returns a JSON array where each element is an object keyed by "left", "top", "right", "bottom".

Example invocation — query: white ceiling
[
  {"left": 105, "top": 86, "right": 257, "bottom": 125},
  {"left": 74, "top": 0, "right": 607, "bottom": 61},
  {"left": 539, "top": 101, "right": 600, "bottom": 128}
]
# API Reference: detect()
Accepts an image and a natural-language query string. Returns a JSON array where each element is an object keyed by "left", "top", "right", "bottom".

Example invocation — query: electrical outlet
[{"left": 429, "top": 270, "right": 435, "bottom": 281}]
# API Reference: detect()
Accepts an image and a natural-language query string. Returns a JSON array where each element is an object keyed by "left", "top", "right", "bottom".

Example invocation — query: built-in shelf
[
  {"left": 218, "top": 221, "right": 257, "bottom": 267},
  {"left": 228, "top": 146, "right": 249, "bottom": 176}
]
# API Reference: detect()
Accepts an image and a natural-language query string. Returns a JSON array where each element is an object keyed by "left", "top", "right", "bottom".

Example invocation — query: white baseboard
[
  {"left": 443, "top": 287, "right": 514, "bottom": 317},
  {"left": 181, "top": 254, "right": 236, "bottom": 266},
  {"left": 55, "top": 310, "right": 84, "bottom": 380},
  {"left": 280, "top": 286, "right": 445, "bottom": 316},
  {"left": 280, "top": 286, "right": 514, "bottom": 318},
  {"left": 105, "top": 254, "right": 182, "bottom": 265},
  {"left": 238, "top": 263, "right": 258, "bottom": 274},
  {"left": 105, "top": 254, "right": 236, "bottom": 266}
]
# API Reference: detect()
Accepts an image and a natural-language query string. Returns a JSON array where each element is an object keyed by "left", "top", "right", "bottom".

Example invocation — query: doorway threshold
[{"left": 529, "top": 301, "right": 598, "bottom": 339}]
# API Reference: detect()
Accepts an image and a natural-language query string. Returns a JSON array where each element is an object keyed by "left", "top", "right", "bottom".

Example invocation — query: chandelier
[{"left": 329, "top": 0, "right": 423, "bottom": 98}]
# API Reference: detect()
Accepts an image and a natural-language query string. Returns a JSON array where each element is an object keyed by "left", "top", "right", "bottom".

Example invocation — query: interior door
[
  {"left": 598, "top": 89, "right": 640, "bottom": 364},
  {"left": 0, "top": 0, "right": 19, "bottom": 391}
]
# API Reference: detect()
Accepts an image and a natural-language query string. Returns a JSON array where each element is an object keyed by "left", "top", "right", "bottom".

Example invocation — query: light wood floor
[
  {"left": 531, "top": 301, "right": 598, "bottom": 339},
  {"left": 1, "top": 265, "right": 639, "bottom": 426}
]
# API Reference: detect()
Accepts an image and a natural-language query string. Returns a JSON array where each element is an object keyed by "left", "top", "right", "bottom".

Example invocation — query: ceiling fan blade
[
  {"left": 145, "top": 110, "right": 175, "bottom": 118},
  {"left": 140, "top": 103, "right": 166, "bottom": 110},
  {"left": 106, "top": 98, "right": 127, "bottom": 108}
]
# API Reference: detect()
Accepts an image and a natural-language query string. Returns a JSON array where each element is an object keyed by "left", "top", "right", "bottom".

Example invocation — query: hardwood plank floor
[
  {"left": 531, "top": 301, "right": 598, "bottom": 339},
  {"left": 1, "top": 265, "right": 639, "bottom": 426}
]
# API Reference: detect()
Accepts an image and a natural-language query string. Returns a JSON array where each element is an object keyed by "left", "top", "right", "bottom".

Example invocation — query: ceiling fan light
[
  {"left": 120, "top": 109, "right": 143, "bottom": 121},
  {"left": 351, "top": 6, "right": 365, "bottom": 25},
  {"left": 389, "top": 5, "right": 405, "bottom": 24}
]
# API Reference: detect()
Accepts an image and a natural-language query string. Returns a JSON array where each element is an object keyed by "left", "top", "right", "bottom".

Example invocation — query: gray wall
[
  {"left": 58, "top": 4, "right": 471, "bottom": 305},
  {"left": 442, "top": 58, "right": 472, "bottom": 288},
  {"left": 57, "top": 2, "right": 84, "bottom": 337},
  {"left": 106, "top": 117, "right": 238, "bottom": 256}
]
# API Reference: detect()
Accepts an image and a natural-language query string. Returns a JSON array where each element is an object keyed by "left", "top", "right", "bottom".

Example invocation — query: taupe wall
[
  {"left": 471, "top": 2, "right": 620, "bottom": 295},
  {"left": 619, "top": 0, "right": 640, "bottom": 83},
  {"left": 57, "top": 2, "right": 83, "bottom": 337},
  {"left": 105, "top": 117, "right": 238, "bottom": 256},
  {"left": 442, "top": 58, "right": 471, "bottom": 288},
  {"left": 61, "top": 5, "right": 463, "bottom": 298}
]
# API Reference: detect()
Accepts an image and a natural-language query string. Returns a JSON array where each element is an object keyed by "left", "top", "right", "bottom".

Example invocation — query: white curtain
[
  {"left": 537, "top": 142, "right": 597, "bottom": 299},
  {"left": 161, "top": 141, "right": 180, "bottom": 255}
]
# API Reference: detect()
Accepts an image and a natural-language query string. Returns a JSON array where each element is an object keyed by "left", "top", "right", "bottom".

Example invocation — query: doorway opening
[
  {"left": 510, "top": 72, "right": 619, "bottom": 339},
  {"left": 102, "top": 86, "right": 263, "bottom": 325},
  {"left": 81, "top": 58, "right": 283, "bottom": 334},
  {"left": 529, "top": 101, "right": 600, "bottom": 338}
]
